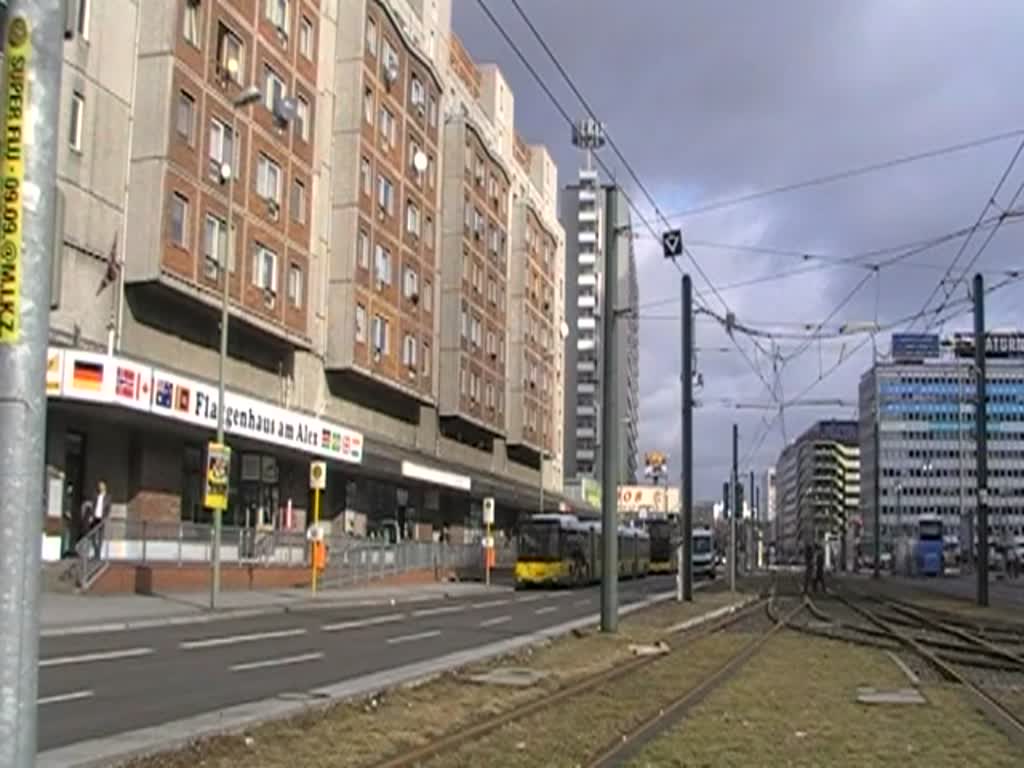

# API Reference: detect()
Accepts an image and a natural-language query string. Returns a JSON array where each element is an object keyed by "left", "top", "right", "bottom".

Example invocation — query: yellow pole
[{"left": 311, "top": 487, "right": 321, "bottom": 596}]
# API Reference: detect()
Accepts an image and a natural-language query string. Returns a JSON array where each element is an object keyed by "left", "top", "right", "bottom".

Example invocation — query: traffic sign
[
  {"left": 482, "top": 497, "right": 495, "bottom": 525},
  {"left": 662, "top": 229, "right": 683, "bottom": 258},
  {"left": 309, "top": 460, "right": 327, "bottom": 490}
]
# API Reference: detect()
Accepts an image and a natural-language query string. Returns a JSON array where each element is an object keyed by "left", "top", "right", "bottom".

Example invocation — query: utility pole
[
  {"left": 748, "top": 469, "right": 755, "bottom": 571},
  {"left": 599, "top": 187, "right": 620, "bottom": 632},
  {"left": 871, "top": 334, "right": 881, "bottom": 579},
  {"left": 973, "top": 273, "right": 989, "bottom": 607},
  {"left": 680, "top": 274, "right": 693, "bottom": 601},
  {"left": 0, "top": 3, "right": 63, "bottom": 765},
  {"left": 731, "top": 423, "right": 738, "bottom": 591}
]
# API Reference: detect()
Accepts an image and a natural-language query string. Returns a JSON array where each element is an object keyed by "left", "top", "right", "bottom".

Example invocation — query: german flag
[{"left": 72, "top": 360, "right": 104, "bottom": 392}]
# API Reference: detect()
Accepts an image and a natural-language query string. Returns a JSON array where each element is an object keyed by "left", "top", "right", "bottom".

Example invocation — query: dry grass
[
  {"left": 420, "top": 631, "right": 753, "bottom": 768},
  {"left": 125, "top": 587, "right": 748, "bottom": 768},
  {"left": 630, "top": 630, "right": 1021, "bottom": 768}
]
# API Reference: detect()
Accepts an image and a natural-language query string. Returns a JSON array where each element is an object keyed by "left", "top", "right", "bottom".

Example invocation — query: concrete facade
[{"left": 41, "top": 0, "right": 568, "bottom": 549}]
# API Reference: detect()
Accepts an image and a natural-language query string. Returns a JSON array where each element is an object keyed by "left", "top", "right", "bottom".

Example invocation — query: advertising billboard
[
  {"left": 891, "top": 333, "right": 940, "bottom": 362},
  {"left": 952, "top": 331, "right": 1024, "bottom": 359}
]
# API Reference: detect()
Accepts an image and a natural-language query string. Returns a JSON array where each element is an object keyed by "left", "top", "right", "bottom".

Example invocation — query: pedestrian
[
  {"left": 1008, "top": 544, "right": 1020, "bottom": 581},
  {"left": 802, "top": 539, "right": 815, "bottom": 595},
  {"left": 813, "top": 543, "right": 826, "bottom": 593},
  {"left": 89, "top": 480, "right": 111, "bottom": 559}
]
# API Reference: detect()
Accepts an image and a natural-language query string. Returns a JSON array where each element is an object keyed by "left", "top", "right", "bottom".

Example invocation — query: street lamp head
[{"left": 234, "top": 86, "right": 263, "bottom": 108}]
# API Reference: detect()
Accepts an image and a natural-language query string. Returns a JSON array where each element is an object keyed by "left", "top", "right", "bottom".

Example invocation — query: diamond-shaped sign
[{"left": 662, "top": 229, "right": 683, "bottom": 258}]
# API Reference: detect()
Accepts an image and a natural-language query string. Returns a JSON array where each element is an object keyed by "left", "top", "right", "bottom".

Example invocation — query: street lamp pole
[{"left": 210, "top": 79, "right": 262, "bottom": 610}]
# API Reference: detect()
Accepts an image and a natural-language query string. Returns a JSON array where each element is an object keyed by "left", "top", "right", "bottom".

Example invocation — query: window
[
  {"left": 252, "top": 244, "right": 278, "bottom": 294},
  {"left": 499, "top": 336, "right": 505, "bottom": 364},
  {"left": 76, "top": 0, "right": 90, "bottom": 40},
  {"left": 423, "top": 279, "right": 432, "bottom": 312},
  {"left": 424, "top": 215, "right": 434, "bottom": 246},
  {"left": 463, "top": 200, "right": 472, "bottom": 233},
  {"left": 208, "top": 118, "right": 236, "bottom": 180},
  {"left": 422, "top": 340, "right": 431, "bottom": 377},
  {"left": 357, "top": 229, "right": 370, "bottom": 269},
  {"left": 203, "top": 214, "right": 230, "bottom": 278},
  {"left": 470, "top": 316, "right": 481, "bottom": 347},
  {"left": 379, "top": 106, "right": 394, "bottom": 148},
  {"left": 497, "top": 390, "right": 504, "bottom": 414},
  {"left": 217, "top": 24, "right": 244, "bottom": 82},
  {"left": 487, "top": 278, "right": 496, "bottom": 305},
  {"left": 382, "top": 39, "right": 398, "bottom": 74},
  {"left": 290, "top": 178, "right": 306, "bottom": 223},
  {"left": 427, "top": 93, "right": 437, "bottom": 129},
  {"left": 488, "top": 175, "right": 497, "bottom": 201},
  {"left": 402, "top": 334, "right": 417, "bottom": 368},
  {"left": 256, "top": 154, "right": 281, "bottom": 203},
  {"left": 360, "top": 156, "right": 372, "bottom": 196},
  {"left": 183, "top": 0, "right": 200, "bottom": 47},
  {"left": 427, "top": 154, "right": 435, "bottom": 188},
  {"left": 403, "top": 266, "right": 419, "bottom": 300},
  {"left": 265, "top": 0, "right": 289, "bottom": 30},
  {"left": 299, "top": 16, "right": 314, "bottom": 58},
  {"left": 486, "top": 330, "right": 496, "bottom": 358},
  {"left": 295, "top": 94, "right": 310, "bottom": 142},
  {"left": 355, "top": 304, "right": 367, "bottom": 343},
  {"left": 409, "top": 140, "right": 422, "bottom": 173},
  {"left": 374, "top": 244, "right": 391, "bottom": 285},
  {"left": 460, "top": 307, "right": 468, "bottom": 339},
  {"left": 169, "top": 193, "right": 188, "bottom": 247},
  {"left": 470, "top": 372, "right": 480, "bottom": 402},
  {"left": 377, "top": 174, "right": 393, "bottom": 215},
  {"left": 69, "top": 92, "right": 84, "bottom": 152},
  {"left": 363, "top": 86, "right": 374, "bottom": 125},
  {"left": 371, "top": 314, "right": 389, "bottom": 354},
  {"left": 405, "top": 201, "right": 420, "bottom": 237},
  {"left": 176, "top": 91, "right": 195, "bottom": 144},
  {"left": 489, "top": 226, "right": 500, "bottom": 255},
  {"left": 486, "top": 382, "right": 495, "bottom": 409},
  {"left": 366, "top": 17, "right": 377, "bottom": 56},
  {"left": 287, "top": 263, "right": 303, "bottom": 307},
  {"left": 263, "top": 65, "right": 286, "bottom": 112},
  {"left": 460, "top": 367, "right": 467, "bottom": 396},
  {"left": 410, "top": 75, "right": 424, "bottom": 107}
]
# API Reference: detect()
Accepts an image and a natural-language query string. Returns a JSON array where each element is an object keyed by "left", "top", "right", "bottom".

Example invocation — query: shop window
[{"left": 181, "top": 445, "right": 206, "bottom": 523}]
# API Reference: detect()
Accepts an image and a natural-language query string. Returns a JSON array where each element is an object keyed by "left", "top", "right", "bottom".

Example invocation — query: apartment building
[
  {"left": 775, "top": 420, "right": 860, "bottom": 559},
  {"left": 561, "top": 180, "right": 639, "bottom": 487},
  {"left": 40, "top": 0, "right": 567, "bottom": 555}
]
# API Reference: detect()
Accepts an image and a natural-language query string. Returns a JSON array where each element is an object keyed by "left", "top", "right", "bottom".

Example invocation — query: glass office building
[{"left": 859, "top": 354, "right": 1024, "bottom": 560}]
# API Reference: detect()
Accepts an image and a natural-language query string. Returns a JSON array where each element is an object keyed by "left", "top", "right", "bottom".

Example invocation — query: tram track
[
  {"left": 832, "top": 589, "right": 1024, "bottom": 748},
  {"left": 369, "top": 575, "right": 791, "bottom": 768}
]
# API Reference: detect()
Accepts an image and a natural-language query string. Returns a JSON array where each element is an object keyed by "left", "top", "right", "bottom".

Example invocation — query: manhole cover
[
  {"left": 855, "top": 687, "right": 926, "bottom": 705},
  {"left": 468, "top": 667, "right": 548, "bottom": 687}
]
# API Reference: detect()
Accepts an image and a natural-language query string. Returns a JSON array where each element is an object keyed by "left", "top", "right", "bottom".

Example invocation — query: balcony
[
  {"left": 578, "top": 294, "right": 597, "bottom": 309},
  {"left": 577, "top": 338, "right": 596, "bottom": 352},
  {"left": 578, "top": 188, "right": 596, "bottom": 203},
  {"left": 578, "top": 209, "right": 598, "bottom": 224},
  {"left": 578, "top": 252, "right": 597, "bottom": 268},
  {"left": 579, "top": 169, "right": 598, "bottom": 184},
  {"left": 578, "top": 273, "right": 597, "bottom": 287},
  {"left": 578, "top": 230, "right": 597, "bottom": 245}
]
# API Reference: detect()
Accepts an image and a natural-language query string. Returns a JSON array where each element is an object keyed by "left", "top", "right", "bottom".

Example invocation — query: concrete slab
[
  {"left": 467, "top": 667, "right": 549, "bottom": 687},
  {"left": 856, "top": 687, "right": 926, "bottom": 705}
]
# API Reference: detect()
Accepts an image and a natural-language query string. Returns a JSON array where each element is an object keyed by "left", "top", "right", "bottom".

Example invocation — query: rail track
[
  {"left": 369, "top": 575, "right": 799, "bottom": 768},
  {"left": 828, "top": 588, "right": 1024, "bottom": 748}
]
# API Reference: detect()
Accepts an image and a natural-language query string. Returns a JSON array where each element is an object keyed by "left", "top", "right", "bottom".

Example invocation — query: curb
[
  {"left": 40, "top": 586, "right": 513, "bottom": 638},
  {"left": 37, "top": 584, "right": 729, "bottom": 768}
]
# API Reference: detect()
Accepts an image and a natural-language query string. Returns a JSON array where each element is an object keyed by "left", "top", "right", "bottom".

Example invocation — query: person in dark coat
[
  {"left": 812, "top": 543, "right": 826, "bottom": 593},
  {"left": 802, "top": 540, "right": 815, "bottom": 595}
]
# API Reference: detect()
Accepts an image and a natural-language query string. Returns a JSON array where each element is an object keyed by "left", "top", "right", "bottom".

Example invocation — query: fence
[{"left": 72, "top": 519, "right": 520, "bottom": 590}]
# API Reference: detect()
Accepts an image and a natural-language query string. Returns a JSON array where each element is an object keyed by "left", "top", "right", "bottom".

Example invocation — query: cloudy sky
[{"left": 454, "top": 0, "right": 1024, "bottom": 500}]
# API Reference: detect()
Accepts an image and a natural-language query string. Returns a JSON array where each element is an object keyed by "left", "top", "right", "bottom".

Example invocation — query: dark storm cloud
[{"left": 453, "top": 0, "right": 1024, "bottom": 498}]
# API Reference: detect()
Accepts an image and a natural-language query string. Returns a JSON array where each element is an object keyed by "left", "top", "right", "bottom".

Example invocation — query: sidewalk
[{"left": 40, "top": 581, "right": 511, "bottom": 637}]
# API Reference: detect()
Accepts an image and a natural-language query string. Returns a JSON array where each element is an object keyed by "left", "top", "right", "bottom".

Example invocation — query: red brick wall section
[{"left": 87, "top": 563, "right": 454, "bottom": 594}]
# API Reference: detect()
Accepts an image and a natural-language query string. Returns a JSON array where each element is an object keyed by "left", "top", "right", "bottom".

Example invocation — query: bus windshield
[
  {"left": 518, "top": 522, "right": 561, "bottom": 560},
  {"left": 646, "top": 520, "right": 672, "bottom": 541},
  {"left": 918, "top": 520, "right": 942, "bottom": 540},
  {"left": 693, "top": 535, "right": 712, "bottom": 554}
]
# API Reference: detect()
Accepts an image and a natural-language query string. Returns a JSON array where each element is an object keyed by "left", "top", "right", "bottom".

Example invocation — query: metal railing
[
  {"left": 320, "top": 538, "right": 489, "bottom": 588},
  {"left": 75, "top": 520, "right": 109, "bottom": 590}
]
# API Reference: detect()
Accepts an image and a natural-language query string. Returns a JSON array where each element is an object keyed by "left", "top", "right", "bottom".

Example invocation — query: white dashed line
[
  {"left": 386, "top": 629, "right": 441, "bottom": 645},
  {"left": 321, "top": 613, "right": 405, "bottom": 632},
  {"left": 38, "top": 690, "right": 94, "bottom": 705},
  {"left": 535, "top": 606, "right": 558, "bottom": 615},
  {"left": 229, "top": 652, "right": 324, "bottom": 672},
  {"left": 472, "top": 599, "right": 511, "bottom": 609},
  {"left": 180, "top": 628, "right": 306, "bottom": 650},
  {"left": 480, "top": 615, "right": 512, "bottom": 628},
  {"left": 40, "top": 647, "right": 153, "bottom": 668},
  {"left": 412, "top": 605, "right": 465, "bottom": 617}
]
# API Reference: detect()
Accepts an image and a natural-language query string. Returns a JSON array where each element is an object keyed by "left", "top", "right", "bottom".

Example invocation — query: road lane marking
[
  {"left": 38, "top": 690, "right": 94, "bottom": 705},
  {"left": 574, "top": 598, "right": 592, "bottom": 606},
  {"left": 180, "top": 628, "right": 306, "bottom": 650},
  {"left": 40, "top": 647, "right": 153, "bottom": 668},
  {"left": 480, "top": 615, "right": 511, "bottom": 627},
  {"left": 386, "top": 629, "right": 441, "bottom": 645},
  {"left": 535, "top": 606, "right": 558, "bottom": 615},
  {"left": 229, "top": 652, "right": 324, "bottom": 672},
  {"left": 516, "top": 594, "right": 545, "bottom": 603},
  {"left": 321, "top": 613, "right": 405, "bottom": 632},
  {"left": 412, "top": 605, "right": 465, "bottom": 617},
  {"left": 471, "top": 599, "right": 511, "bottom": 609}
]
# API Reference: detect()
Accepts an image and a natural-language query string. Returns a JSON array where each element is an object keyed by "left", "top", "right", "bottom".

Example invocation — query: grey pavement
[
  {"left": 35, "top": 574, "right": 696, "bottom": 759},
  {"left": 40, "top": 581, "right": 508, "bottom": 636}
]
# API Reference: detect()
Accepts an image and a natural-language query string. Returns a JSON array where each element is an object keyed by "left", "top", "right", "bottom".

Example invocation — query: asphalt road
[{"left": 38, "top": 575, "right": 682, "bottom": 751}]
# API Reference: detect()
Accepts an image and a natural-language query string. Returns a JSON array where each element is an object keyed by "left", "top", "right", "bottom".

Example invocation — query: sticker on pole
[
  {"left": 661, "top": 229, "right": 683, "bottom": 259},
  {"left": 482, "top": 497, "right": 495, "bottom": 525},
  {"left": 309, "top": 460, "right": 327, "bottom": 490},
  {"left": 0, "top": 16, "right": 30, "bottom": 344},
  {"left": 204, "top": 442, "right": 231, "bottom": 511}
]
